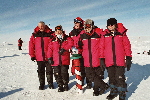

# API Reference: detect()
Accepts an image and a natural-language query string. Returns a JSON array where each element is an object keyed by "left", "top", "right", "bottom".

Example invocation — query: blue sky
[{"left": 0, "top": 0, "right": 150, "bottom": 42}]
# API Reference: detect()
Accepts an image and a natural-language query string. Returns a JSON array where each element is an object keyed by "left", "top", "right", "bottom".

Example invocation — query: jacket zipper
[
  {"left": 112, "top": 36, "right": 116, "bottom": 66},
  {"left": 88, "top": 38, "right": 92, "bottom": 67},
  {"left": 59, "top": 40, "right": 62, "bottom": 66},
  {"left": 41, "top": 32, "right": 45, "bottom": 61}
]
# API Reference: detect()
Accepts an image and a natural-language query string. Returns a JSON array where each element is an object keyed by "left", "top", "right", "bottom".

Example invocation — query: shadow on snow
[
  {"left": 0, "top": 54, "right": 19, "bottom": 58},
  {"left": 22, "top": 53, "right": 29, "bottom": 55},
  {"left": 67, "top": 63, "right": 150, "bottom": 98},
  {"left": 0, "top": 88, "right": 23, "bottom": 99},
  {"left": 126, "top": 63, "right": 150, "bottom": 99}
]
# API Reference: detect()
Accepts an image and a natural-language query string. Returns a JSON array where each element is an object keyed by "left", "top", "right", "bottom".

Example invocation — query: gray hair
[
  {"left": 84, "top": 19, "right": 94, "bottom": 26},
  {"left": 84, "top": 19, "right": 94, "bottom": 31},
  {"left": 38, "top": 21, "right": 45, "bottom": 25}
]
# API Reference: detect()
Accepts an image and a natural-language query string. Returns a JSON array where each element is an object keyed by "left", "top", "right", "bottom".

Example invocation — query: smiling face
[
  {"left": 55, "top": 30, "right": 63, "bottom": 35},
  {"left": 74, "top": 22, "right": 80, "bottom": 29},
  {"left": 55, "top": 25, "right": 63, "bottom": 35},
  {"left": 107, "top": 24, "right": 116, "bottom": 32},
  {"left": 85, "top": 27, "right": 92, "bottom": 33},
  {"left": 84, "top": 24, "right": 92, "bottom": 33},
  {"left": 38, "top": 22, "right": 45, "bottom": 32}
]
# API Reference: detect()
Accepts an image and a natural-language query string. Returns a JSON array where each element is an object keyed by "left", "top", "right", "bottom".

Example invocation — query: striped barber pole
[{"left": 73, "top": 59, "right": 83, "bottom": 94}]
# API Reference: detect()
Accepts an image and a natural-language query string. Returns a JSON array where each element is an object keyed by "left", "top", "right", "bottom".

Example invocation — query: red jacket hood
[
  {"left": 34, "top": 25, "right": 52, "bottom": 33},
  {"left": 104, "top": 23, "right": 127, "bottom": 34}
]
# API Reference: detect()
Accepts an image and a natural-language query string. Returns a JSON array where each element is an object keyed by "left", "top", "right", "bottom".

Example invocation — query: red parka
[
  {"left": 18, "top": 40, "right": 23, "bottom": 46},
  {"left": 29, "top": 25, "right": 53, "bottom": 61},
  {"left": 77, "top": 28, "right": 104, "bottom": 67},
  {"left": 47, "top": 32, "right": 73, "bottom": 66},
  {"left": 101, "top": 23, "right": 132, "bottom": 67},
  {"left": 69, "top": 28, "right": 83, "bottom": 54},
  {"left": 69, "top": 28, "right": 83, "bottom": 47}
]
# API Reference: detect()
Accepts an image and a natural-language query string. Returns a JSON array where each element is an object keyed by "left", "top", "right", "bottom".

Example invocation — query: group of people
[{"left": 29, "top": 17, "right": 132, "bottom": 100}]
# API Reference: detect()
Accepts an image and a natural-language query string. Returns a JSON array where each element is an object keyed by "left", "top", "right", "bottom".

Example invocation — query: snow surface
[{"left": 0, "top": 36, "right": 150, "bottom": 100}]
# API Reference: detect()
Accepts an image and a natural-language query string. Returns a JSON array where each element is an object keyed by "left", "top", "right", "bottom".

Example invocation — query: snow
[{"left": 0, "top": 36, "right": 150, "bottom": 100}]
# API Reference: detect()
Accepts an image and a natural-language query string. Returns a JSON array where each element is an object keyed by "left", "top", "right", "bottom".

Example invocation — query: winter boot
[
  {"left": 58, "top": 84, "right": 64, "bottom": 92},
  {"left": 64, "top": 84, "right": 69, "bottom": 91},
  {"left": 38, "top": 74, "right": 45, "bottom": 90},
  {"left": 119, "top": 91, "right": 126, "bottom": 100},
  {"left": 106, "top": 89, "right": 118, "bottom": 99},
  {"left": 93, "top": 91, "right": 99, "bottom": 96},
  {"left": 46, "top": 75, "right": 54, "bottom": 89},
  {"left": 99, "top": 83, "right": 109, "bottom": 95},
  {"left": 62, "top": 72, "right": 69, "bottom": 91},
  {"left": 117, "top": 87, "right": 126, "bottom": 100},
  {"left": 93, "top": 88, "right": 99, "bottom": 96},
  {"left": 93, "top": 90, "right": 99, "bottom": 96},
  {"left": 106, "top": 84, "right": 118, "bottom": 100},
  {"left": 48, "top": 84, "right": 54, "bottom": 89},
  {"left": 39, "top": 85, "right": 44, "bottom": 90},
  {"left": 63, "top": 80, "right": 69, "bottom": 91}
]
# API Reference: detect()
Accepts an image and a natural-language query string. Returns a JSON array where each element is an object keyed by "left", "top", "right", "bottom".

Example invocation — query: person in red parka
[
  {"left": 69, "top": 17, "right": 92, "bottom": 88},
  {"left": 77, "top": 19, "right": 109, "bottom": 96},
  {"left": 100, "top": 18, "right": 132, "bottom": 100},
  {"left": 29, "top": 21, "right": 54, "bottom": 90},
  {"left": 47, "top": 25, "right": 73, "bottom": 92},
  {"left": 18, "top": 38, "right": 23, "bottom": 50}
]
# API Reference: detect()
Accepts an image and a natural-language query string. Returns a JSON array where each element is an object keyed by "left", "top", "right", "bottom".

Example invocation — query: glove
[
  {"left": 59, "top": 48, "right": 66, "bottom": 55},
  {"left": 126, "top": 56, "right": 132, "bottom": 71},
  {"left": 31, "top": 57, "right": 36, "bottom": 61},
  {"left": 100, "top": 58, "right": 106, "bottom": 71},
  {"left": 48, "top": 57, "right": 54, "bottom": 65}
]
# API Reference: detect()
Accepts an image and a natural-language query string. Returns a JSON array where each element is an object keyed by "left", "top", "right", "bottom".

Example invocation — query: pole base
[{"left": 77, "top": 89, "right": 83, "bottom": 94}]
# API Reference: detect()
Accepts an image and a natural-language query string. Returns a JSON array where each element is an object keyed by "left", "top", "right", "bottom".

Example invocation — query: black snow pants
[
  {"left": 107, "top": 66, "right": 127, "bottom": 99},
  {"left": 37, "top": 61, "right": 53, "bottom": 86},
  {"left": 85, "top": 67, "right": 107, "bottom": 91},
  {"left": 18, "top": 46, "right": 22, "bottom": 50},
  {"left": 107, "top": 66, "right": 127, "bottom": 88},
  {"left": 80, "top": 58, "right": 91, "bottom": 84},
  {"left": 53, "top": 65, "right": 69, "bottom": 86}
]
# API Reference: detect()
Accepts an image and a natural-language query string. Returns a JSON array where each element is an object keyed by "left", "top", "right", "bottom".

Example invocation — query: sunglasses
[
  {"left": 55, "top": 26, "right": 62, "bottom": 30},
  {"left": 107, "top": 24, "right": 115, "bottom": 26},
  {"left": 85, "top": 24, "right": 92, "bottom": 28},
  {"left": 74, "top": 19, "right": 82, "bottom": 23}
]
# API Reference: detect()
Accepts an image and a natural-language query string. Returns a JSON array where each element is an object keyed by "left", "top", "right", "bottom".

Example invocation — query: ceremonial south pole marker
[{"left": 71, "top": 47, "right": 83, "bottom": 94}]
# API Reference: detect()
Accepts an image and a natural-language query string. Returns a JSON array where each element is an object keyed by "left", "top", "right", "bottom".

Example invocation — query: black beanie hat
[
  {"left": 55, "top": 25, "right": 63, "bottom": 31},
  {"left": 107, "top": 18, "right": 117, "bottom": 26}
]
